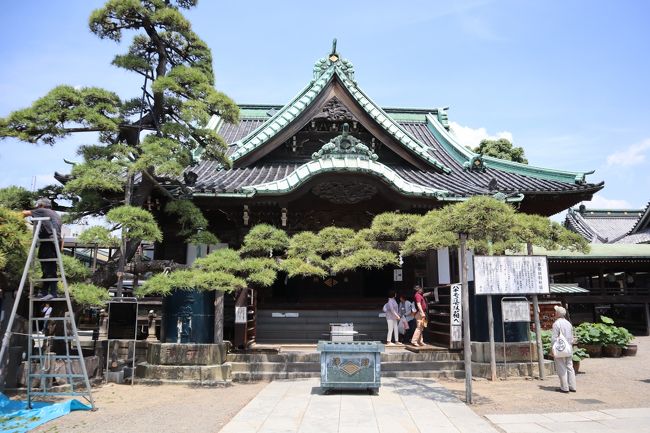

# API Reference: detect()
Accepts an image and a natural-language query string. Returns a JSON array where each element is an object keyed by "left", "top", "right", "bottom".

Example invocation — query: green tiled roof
[
  {"left": 531, "top": 244, "right": 650, "bottom": 258},
  {"left": 549, "top": 284, "right": 589, "bottom": 294},
  {"left": 243, "top": 156, "right": 448, "bottom": 198},
  {"left": 228, "top": 52, "right": 450, "bottom": 173},
  {"left": 425, "top": 114, "right": 594, "bottom": 185}
]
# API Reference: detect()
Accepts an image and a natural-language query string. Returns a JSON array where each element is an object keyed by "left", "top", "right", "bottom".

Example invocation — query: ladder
[{"left": 0, "top": 217, "right": 95, "bottom": 409}]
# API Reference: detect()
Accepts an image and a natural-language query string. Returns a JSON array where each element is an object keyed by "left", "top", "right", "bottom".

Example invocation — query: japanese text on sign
[
  {"left": 450, "top": 283, "right": 462, "bottom": 342},
  {"left": 473, "top": 256, "right": 550, "bottom": 295}
]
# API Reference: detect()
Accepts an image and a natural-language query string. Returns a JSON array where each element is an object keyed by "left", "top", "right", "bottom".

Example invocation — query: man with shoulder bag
[{"left": 551, "top": 306, "right": 576, "bottom": 393}]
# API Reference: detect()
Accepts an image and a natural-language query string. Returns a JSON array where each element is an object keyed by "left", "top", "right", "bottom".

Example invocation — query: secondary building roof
[{"left": 565, "top": 203, "right": 650, "bottom": 244}]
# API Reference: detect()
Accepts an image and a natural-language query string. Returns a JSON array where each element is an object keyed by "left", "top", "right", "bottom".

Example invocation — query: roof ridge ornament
[
  {"left": 312, "top": 123, "right": 378, "bottom": 161},
  {"left": 313, "top": 38, "right": 355, "bottom": 82}
]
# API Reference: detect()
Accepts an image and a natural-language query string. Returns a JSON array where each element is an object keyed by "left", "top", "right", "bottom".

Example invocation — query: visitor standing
[
  {"left": 551, "top": 306, "right": 576, "bottom": 393},
  {"left": 23, "top": 198, "right": 62, "bottom": 300},
  {"left": 410, "top": 285, "right": 428, "bottom": 346},
  {"left": 399, "top": 293, "right": 416, "bottom": 343},
  {"left": 383, "top": 291, "right": 400, "bottom": 345}
]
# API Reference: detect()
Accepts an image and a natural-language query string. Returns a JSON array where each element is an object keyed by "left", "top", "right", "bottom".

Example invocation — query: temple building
[
  {"left": 155, "top": 43, "right": 604, "bottom": 345},
  {"left": 548, "top": 203, "right": 650, "bottom": 334}
]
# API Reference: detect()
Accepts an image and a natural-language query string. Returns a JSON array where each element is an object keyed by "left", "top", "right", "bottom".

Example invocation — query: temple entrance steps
[
  {"left": 255, "top": 309, "right": 388, "bottom": 344},
  {"left": 227, "top": 349, "right": 465, "bottom": 382}
]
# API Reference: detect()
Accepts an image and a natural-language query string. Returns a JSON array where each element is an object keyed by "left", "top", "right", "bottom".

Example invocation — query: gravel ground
[
  {"left": 438, "top": 335, "right": 650, "bottom": 415},
  {"left": 32, "top": 382, "right": 267, "bottom": 433}
]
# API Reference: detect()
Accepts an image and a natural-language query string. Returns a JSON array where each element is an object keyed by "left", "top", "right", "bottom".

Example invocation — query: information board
[
  {"left": 501, "top": 300, "right": 531, "bottom": 322},
  {"left": 473, "top": 256, "right": 550, "bottom": 295}
]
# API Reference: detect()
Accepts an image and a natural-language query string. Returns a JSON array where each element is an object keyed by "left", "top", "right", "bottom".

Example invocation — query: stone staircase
[
  {"left": 227, "top": 350, "right": 465, "bottom": 382},
  {"left": 255, "top": 309, "right": 387, "bottom": 343}
]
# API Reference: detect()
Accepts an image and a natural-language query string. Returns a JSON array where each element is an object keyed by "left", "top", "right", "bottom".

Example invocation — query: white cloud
[
  {"left": 606, "top": 139, "right": 650, "bottom": 167},
  {"left": 582, "top": 194, "right": 631, "bottom": 209},
  {"left": 449, "top": 121, "right": 513, "bottom": 149}
]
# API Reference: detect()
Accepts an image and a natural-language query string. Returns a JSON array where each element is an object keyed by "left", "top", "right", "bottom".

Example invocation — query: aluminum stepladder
[{"left": 0, "top": 217, "right": 95, "bottom": 409}]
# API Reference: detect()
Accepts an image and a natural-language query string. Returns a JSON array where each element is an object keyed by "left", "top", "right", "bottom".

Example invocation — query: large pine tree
[{"left": 0, "top": 0, "right": 238, "bottom": 289}]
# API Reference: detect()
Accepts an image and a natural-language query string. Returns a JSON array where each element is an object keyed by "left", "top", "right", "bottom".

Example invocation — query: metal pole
[
  {"left": 532, "top": 295, "right": 545, "bottom": 379},
  {"left": 527, "top": 243, "right": 545, "bottom": 380},
  {"left": 487, "top": 295, "right": 497, "bottom": 381},
  {"left": 502, "top": 309, "right": 507, "bottom": 380},
  {"left": 459, "top": 234, "right": 472, "bottom": 404}
]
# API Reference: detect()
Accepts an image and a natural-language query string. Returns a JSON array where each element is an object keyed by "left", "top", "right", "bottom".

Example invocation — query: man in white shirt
[{"left": 551, "top": 306, "right": 576, "bottom": 393}]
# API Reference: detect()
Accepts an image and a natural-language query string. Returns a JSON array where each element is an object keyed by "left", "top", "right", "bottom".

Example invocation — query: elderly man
[
  {"left": 23, "top": 198, "right": 62, "bottom": 300},
  {"left": 552, "top": 305, "right": 576, "bottom": 393}
]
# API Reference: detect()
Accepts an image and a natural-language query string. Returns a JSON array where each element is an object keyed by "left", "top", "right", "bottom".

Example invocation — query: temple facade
[{"left": 155, "top": 44, "right": 604, "bottom": 345}]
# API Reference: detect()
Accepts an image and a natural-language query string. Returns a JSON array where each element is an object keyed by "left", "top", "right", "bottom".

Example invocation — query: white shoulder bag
[{"left": 552, "top": 329, "right": 572, "bottom": 358}]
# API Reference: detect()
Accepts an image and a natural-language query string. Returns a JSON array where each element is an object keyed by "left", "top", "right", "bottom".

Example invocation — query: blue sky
[{"left": 1, "top": 0, "right": 649, "bottom": 217}]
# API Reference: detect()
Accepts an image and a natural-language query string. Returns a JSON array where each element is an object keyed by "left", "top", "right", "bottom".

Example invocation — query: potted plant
[
  {"left": 599, "top": 316, "right": 624, "bottom": 357},
  {"left": 617, "top": 327, "right": 636, "bottom": 356},
  {"left": 572, "top": 346, "right": 589, "bottom": 373},
  {"left": 575, "top": 322, "right": 602, "bottom": 357}
]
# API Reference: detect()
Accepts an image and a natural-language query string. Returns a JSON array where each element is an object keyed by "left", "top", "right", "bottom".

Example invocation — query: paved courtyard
[
  {"left": 486, "top": 408, "right": 650, "bottom": 433},
  {"left": 218, "top": 377, "right": 499, "bottom": 433}
]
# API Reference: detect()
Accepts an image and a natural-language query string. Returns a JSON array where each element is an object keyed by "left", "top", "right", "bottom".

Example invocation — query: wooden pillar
[
  {"left": 459, "top": 234, "right": 473, "bottom": 404},
  {"left": 645, "top": 303, "right": 650, "bottom": 337},
  {"left": 214, "top": 291, "right": 224, "bottom": 344},
  {"left": 487, "top": 296, "right": 497, "bottom": 381}
]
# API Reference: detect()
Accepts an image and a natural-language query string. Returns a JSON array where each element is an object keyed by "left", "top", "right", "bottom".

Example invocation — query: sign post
[
  {"left": 500, "top": 297, "right": 532, "bottom": 379},
  {"left": 459, "top": 234, "right": 472, "bottom": 404}
]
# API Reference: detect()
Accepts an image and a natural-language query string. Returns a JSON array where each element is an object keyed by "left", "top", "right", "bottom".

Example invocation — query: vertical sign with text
[{"left": 450, "top": 283, "right": 462, "bottom": 343}]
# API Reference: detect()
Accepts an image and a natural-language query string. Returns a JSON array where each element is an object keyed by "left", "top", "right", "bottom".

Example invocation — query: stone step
[
  {"left": 381, "top": 361, "right": 465, "bottom": 371},
  {"left": 230, "top": 362, "right": 321, "bottom": 373},
  {"left": 231, "top": 370, "right": 465, "bottom": 382},
  {"left": 135, "top": 362, "right": 231, "bottom": 385},
  {"left": 226, "top": 351, "right": 462, "bottom": 363},
  {"left": 232, "top": 371, "right": 320, "bottom": 382},
  {"left": 382, "top": 370, "right": 465, "bottom": 379},
  {"left": 257, "top": 310, "right": 384, "bottom": 318},
  {"left": 227, "top": 353, "right": 320, "bottom": 363},
  {"left": 255, "top": 332, "right": 387, "bottom": 343}
]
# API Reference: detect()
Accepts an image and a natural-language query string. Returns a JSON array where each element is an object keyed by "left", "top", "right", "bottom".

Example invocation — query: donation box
[{"left": 317, "top": 341, "right": 384, "bottom": 393}]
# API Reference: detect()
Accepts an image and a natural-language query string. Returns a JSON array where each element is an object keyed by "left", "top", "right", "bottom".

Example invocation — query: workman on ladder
[{"left": 22, "top": 198, "right": 62, "bottom": 300}]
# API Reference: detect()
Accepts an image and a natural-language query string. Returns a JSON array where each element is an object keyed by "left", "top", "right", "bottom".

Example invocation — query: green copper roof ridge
[
  {"left": 425, "top": 114, "right": 594, "bottom": 185},
  {"left": 334, "top": 69, "right": 451, "bottom": 174},
  {"left": 230, "top": 66, "right": 336, "bottom": 161},
  {"left": 239, "top": 156, "right": 450, "bottom": 198}
]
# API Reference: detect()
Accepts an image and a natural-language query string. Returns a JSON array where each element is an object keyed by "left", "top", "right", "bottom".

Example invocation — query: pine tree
[{"left": 0, "top": 1, "right": 238, "bottom": 291}]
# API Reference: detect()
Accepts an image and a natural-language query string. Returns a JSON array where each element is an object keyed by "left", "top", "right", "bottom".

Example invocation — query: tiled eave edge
[
  {"left": 629, "top": 202, "right": 650, "bottom": 235},
  {"left": 566, "top": 209, "right": 608, "bottom": 243},
  {"left": 192, "top": 157, "right": 452, "bottom": 199},
  {"left": 425, "top": 114, "right": 594, "bottom": 185}
]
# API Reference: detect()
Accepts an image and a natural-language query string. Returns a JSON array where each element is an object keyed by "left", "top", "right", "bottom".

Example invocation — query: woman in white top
[{"left": 383, "top": 291, "right": 401, "bottom": 345}]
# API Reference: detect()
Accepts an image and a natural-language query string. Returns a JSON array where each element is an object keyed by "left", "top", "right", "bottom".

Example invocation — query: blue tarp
[{"left": 0, "top": 393, "right": 91, "bottom": 433}]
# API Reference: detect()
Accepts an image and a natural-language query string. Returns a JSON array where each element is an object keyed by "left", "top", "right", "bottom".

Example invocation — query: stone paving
[
  {"left": 485, "top": 408, "right": 650, "bottom": 433},
  {"left": 218, "top": 377, "right": 499, "bottom": 433}
]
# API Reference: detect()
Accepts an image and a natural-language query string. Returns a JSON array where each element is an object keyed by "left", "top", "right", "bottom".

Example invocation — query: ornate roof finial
[{"left": 313, "top": 38, "right": 355, "bottom": 81}]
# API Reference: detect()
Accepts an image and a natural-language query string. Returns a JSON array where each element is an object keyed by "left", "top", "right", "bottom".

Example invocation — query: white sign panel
[
  {"left": 393, "top": 269, "right": 403, "bottom": 282},
  {"left": 235, "top": 307, "right": 247, "bottom": 324},
  {"left": 450, "top": 283, "right": 462, "bottom": 342},
  {"left": 473, "top": 256, "right": 550, "bottom": 295},
  {"left": 437, "top": 248, "right": 451, "bottom": 284},
  {"left": 502, "top": 301, "right": 531, "bottom": 322}
]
